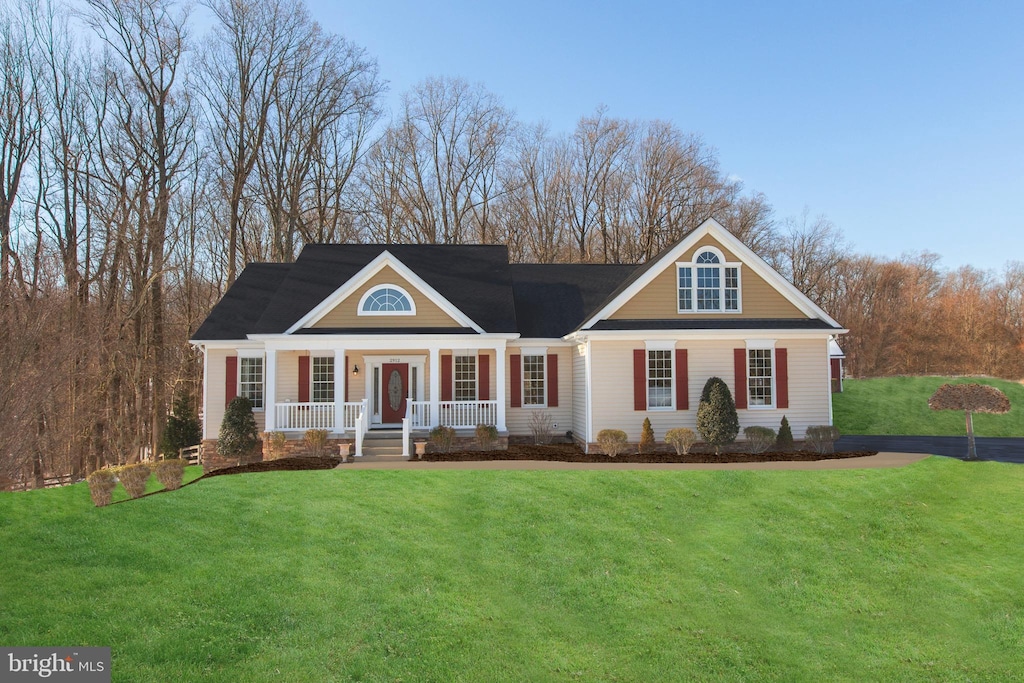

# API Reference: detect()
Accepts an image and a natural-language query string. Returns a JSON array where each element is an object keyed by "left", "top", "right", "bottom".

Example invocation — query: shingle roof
[
  {"left": 510, "top": 264, "right": 638, "bottom": 338},
  {"left": 191, "top": 264, "right": 293, "bottom": 340},
  {"left": 251, "top": 244, "right": 518, "bottom": 334}
]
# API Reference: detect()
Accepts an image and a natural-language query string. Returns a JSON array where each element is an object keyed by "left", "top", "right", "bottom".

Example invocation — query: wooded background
[{"left": 2, "top": 0, "right": 1021, "bottom": 486}]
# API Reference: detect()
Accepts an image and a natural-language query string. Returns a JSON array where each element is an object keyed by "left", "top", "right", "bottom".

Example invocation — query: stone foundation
[
  {"left": 263, "top": 436, "right": 351, "bottom": 460},
  {"left": 418, "top": 433, "right": 509, "bottom": 453},
  {"left": 202, "top": 439, "right": 264, "bottom": 473}
]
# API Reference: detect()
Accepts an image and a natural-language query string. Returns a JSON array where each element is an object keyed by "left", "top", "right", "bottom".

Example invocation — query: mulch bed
[
  {"left": 421, "top": 443, "right": 878, "bottom": 464},
  {"left": 203, "top": 457, "right": 342, "bottom": 477}
]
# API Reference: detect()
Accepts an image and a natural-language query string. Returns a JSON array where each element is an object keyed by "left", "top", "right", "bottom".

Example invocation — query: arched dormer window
[
  {"left": 677, "top": 247, "right": 741, "bottom": 313},
  {"left": 358, "top": 284, "right": 416, "bottom": 315}
]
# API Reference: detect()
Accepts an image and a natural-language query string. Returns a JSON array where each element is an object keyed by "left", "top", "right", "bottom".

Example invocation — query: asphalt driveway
[{"left": 837, "top": 435, "right": 1024, "bottom": 463}]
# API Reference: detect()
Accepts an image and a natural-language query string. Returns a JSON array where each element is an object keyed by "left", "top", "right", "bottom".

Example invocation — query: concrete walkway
[
  {"left": 837, "top": 435, "right": 1024, "bottom": 464},
  {"left": 339, "top": 452, "right": 929, "bottom": 471}
]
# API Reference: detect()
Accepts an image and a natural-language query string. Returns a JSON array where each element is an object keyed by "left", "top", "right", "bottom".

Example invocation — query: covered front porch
[{"left": 258, "top": 335, "right": 510, "bottom": 456}]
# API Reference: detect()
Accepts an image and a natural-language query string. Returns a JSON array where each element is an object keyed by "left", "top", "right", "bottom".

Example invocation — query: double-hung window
[
  {"left": 678, "top": 248, "right": 740, "bottom": 312},
  {"left": 312, "top": 356, "right": 334, "bottom": 403},
  {"left": 647, "top": 349, "right": 673, "bottom": 409},
  {"left": 239, "top": 356, "right": 264, "bottom": 409},
  {"left": 454, "top": 355, "right": 477, "bottom": 401},
  {"left": 523, "top": 354, "right": 546, "bottom": 406},
  {"left": 748, "top": 348, "right": 774, "bottom": 407}
]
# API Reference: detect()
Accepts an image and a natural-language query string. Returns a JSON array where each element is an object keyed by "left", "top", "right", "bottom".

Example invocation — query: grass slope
[
  {"left": 2, "top": 461, "right": 1024, "bottom": 681},
  {"left": 834, "top": 376, "right": 1024, "bottom": 436}
]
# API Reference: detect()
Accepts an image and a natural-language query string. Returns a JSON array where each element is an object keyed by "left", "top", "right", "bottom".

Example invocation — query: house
[{"left": 190, "top": 218, "right": 846, "bottom": 464}]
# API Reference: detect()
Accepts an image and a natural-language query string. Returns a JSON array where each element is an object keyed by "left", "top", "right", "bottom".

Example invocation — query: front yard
[{"left": 2, "top": 458, "right": 1022, "bottom": 681}]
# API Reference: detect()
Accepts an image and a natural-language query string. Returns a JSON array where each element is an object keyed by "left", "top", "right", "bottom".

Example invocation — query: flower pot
[
  {"left": 414, "top": 441, "right": 427, "bottom": 459},
  {"left": 338, "top": 443, "right": 352, "bottom": 462}
]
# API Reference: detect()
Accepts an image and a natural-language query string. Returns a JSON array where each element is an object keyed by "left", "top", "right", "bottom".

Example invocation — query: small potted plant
[{"left": 414, "top": 440, "right": 427, "bottom": 459}]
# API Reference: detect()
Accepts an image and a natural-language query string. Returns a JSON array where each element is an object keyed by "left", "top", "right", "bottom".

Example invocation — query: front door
[{"left": 381, "top": 363, "right": 409, "bottom": 424}]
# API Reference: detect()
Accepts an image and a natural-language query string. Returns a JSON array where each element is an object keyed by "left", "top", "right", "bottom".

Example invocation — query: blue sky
[{"left": 303, "top": 0, "right": 1023, "bottom": 273}]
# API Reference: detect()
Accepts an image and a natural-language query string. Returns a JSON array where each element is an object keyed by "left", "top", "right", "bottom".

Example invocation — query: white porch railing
[
  {"left": 408, "top": 400, "right": 499, "bottom": 429},
  {"left": 355, "top": 399, "right": 368, "bottom": 457},
  {"left": 275, "top": 402, "right": 363, "bottom": 432}
]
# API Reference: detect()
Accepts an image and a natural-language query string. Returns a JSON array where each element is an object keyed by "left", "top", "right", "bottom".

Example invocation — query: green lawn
[
  {"left": 833, "top": 376, "right": 1024, "bottom": 436},
  {"left": 2, "top": 461, "right": 1023, "bottom": 681}
]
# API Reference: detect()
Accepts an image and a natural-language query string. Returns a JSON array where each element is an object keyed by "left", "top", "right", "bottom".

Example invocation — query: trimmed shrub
[
  {"left": 639, "top": 418, "right": 655, "bottom": 454},
  {"left": 475, "top": 424, "right": 499, "bottom": 450},
  {"left": 429, "top": 425, "right": 456, "bottom": 453},
  {"left": 154, "top": 459, "right": 186, "bottom": 491},
  {"left": 596, "top": 429, "right": 629, "bottom": 458},
  {"left": 116, "top": 463, "right": 151, "bottom": 499},
  {"left": 529, "top": 410, "right": 553, "bottom": 445},
  {"left": 87, "top": 469, "right": 117, "bottom": 507},
  {"left": 264, "top": 431, "right": 287, "bottom": 460},
  {"left": 665, "top": 428, "right": 697, "bottom": 455},
  {"left": 303, "top": 429, "right": 329, "bottom": 457},
  {"left": 696, "top": 377, "right": 739, "bottom": 454},
  {"left": 159, "top": 394, "right": 202, "bottom": 458},
  {"left": 805, "top": 425, "right": 840, "bottom": 454},
  {"left": 776, "top": 415, "right": 795, "bottom": 451},
  {"left": 744, "top": 426, "right": 776, "bottom": 454},
  {"left": 219, "top": 397, "right": 259, "bottom": 457}
]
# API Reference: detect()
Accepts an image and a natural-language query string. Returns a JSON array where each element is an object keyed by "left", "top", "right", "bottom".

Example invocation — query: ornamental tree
[
  {"left": 696, "top": 377, "right": 739, "bottom": 454},
  {"left": 928, "top": 383, "right": 1011, "bottom": 460},
  {"left": 159, "top": 394, "right": 202, "bottom": 458}
]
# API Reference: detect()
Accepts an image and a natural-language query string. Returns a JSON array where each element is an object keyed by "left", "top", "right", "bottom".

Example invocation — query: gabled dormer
[{"left": 579, "top": 218, "right": 842, "bottom": 330}]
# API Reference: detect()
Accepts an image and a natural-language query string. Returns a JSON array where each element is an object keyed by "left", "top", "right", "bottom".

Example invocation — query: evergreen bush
[
  {"left": 154, "top": 459, "right": 186, "bottom": 490},
  {"left": 596, "top": 429, "right": 629, "bottom": 458},
  {"left": 219, "top": 397, "right": 259, "bottom": 457},
  {"left": 665, "top": 427, "right": 697, "bottom": 455},
  {"left": 638, "top": 418, "right": 655, "bottom": 454},
  {"left": 776, "top": 415, "right": 795, "bottom": 451},
  {"left": 696, "top": 377, "right": 739, "bottom": 454},
  {"left": 87, "top": 469, "right": 117, "bottom": 507},
  {"left": 159, "top": 394, "right": 202, "bottom": 458}
]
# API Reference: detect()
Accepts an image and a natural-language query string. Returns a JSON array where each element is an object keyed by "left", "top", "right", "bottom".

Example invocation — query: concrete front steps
[{"left": 359, "top": 429, "right": 407, "bottom": 459}]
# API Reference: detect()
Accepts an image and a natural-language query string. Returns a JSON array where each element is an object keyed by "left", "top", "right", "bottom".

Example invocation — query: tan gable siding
[
  {"left": 310, "top": 265, "right": 463, "bottom": 329},
  {"left": 609, "top": 235, "right": 806, "bottom": 320},
  {"left": 587, "top": 338, "right": 831, "bottom": 443},
  {"left": 505, "top": 347, "right": 572, "bottom": 437}
]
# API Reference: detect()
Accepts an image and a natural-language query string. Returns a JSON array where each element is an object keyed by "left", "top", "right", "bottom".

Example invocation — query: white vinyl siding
[
  {"left": 505, "top": 347, "right": 572, "bottom": 438},
  {"left": 587, "top": 338, "right": 830, "bottom": 443},
  {"left": 572, "top": 344, "right": 587, "bottom": 443}
]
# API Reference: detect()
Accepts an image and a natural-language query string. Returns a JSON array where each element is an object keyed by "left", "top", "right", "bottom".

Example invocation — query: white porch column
[
  {"left": 429, "top": 346, "right": 440, "bottom": 428},
  {"left": 495, "top": 345, "right": 507, "bottom": 432},
  {"left": 333, "top": 348, "right": 346, "bottom": 434},
  {"left": 264, "top": 349, "right": 277, "bottom": 431}
]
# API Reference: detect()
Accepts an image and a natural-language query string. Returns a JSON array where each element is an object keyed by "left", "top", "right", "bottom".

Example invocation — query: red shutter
[
  {"left": 479, "top": 354, "right": 490, "bottom": 401},
  {"left": 344, "top": 356, "right": 349, "bottom": 402},
  {"left": 298, "top": 355, "right": 310, "bottom": 403},
  {"left": 510, "top": 354, "right": 522, "bottom": 408},
  {"left": 441, "top": 354, "right": 453, "bottom": 401},
  {"left": 547, "top": 353, "right": 559, "bottom": 407},
  {"left": 830, "top": 358, "right": 841, "bottom": 393},
  {"left": 225, "top": 356, "right": 238, "bottom": 406},
  {"left": 776, "top": 347, "right": 789, "bottom": 409},
  {"left": 633, "top": 349, "right": 646, "bottom": 411},
  {"left": 734, "top": 348, "right": 748, "bottom": 410},
  {"left": 676, "top": 349, "right": 688, "bottom": 410}
]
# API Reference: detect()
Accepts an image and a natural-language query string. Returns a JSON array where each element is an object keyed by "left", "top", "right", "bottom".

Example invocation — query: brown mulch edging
[
  {"left": 421, "top": 443, "right": 878, "bottom": 464},
  {"left": 202, "top": 457, "right": 342, "bottom": 477}
]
